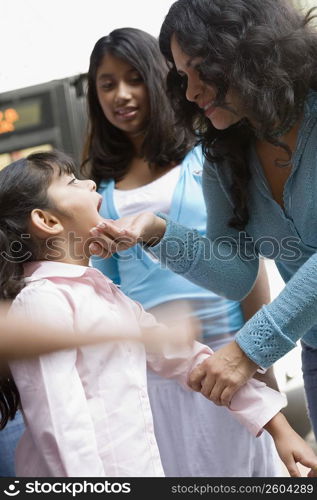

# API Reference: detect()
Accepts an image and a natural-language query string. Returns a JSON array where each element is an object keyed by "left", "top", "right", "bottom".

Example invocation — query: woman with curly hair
[{"left": 89, "top": 0, "right": 317, "bottom": 442}]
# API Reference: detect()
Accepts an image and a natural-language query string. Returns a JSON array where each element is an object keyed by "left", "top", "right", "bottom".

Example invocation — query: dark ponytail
[{"left": 0, "top": 374, "right": 20, "bottom": 430}]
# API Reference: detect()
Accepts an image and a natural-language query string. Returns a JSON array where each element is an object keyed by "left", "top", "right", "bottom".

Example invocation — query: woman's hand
[
  {"left": 188, "top": 340, "right": 258, "bottom": 405},
  {"left": 89, "top": 212, "right": 166, "bottom": 258}
]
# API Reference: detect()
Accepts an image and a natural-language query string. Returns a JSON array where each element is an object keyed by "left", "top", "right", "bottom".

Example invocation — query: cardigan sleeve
[
  {"left": 149, "top": 160, "right": 260, "bottom": 301},
  {"left": 150, "top": 159, "right": 317, "bottom": 367},
  {"left": 236, "top": 251, "right": 317, "bottom": 367}
]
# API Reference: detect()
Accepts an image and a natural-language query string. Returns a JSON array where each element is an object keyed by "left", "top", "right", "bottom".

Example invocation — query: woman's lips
[
  {"left": 115, "top": 107, "right": 138, "bottom": 120},
  {"left": 203, "top": 101, "right": 216, "bottom": 118}
]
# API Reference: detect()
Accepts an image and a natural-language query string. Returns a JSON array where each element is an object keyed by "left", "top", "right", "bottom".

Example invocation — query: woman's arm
[
  {"left": 90, "top": 162, "right": 317, "bottom": 405},
  {"left": 90, "top": 162, "right": 260, "bottom": 301},
  {"left": 236, "top": 251, "right": 317, "bottom": 365},
  {"left": 189, "top": 249, "right": 317, "bottom": 405}
]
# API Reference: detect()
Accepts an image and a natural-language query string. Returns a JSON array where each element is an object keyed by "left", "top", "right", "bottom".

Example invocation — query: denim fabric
[
  {"left": 0, "top": 411, "right": 24, "bottom": 477},
  {"left": 301, "top": 341, "right": 317, "bottom": 440}
]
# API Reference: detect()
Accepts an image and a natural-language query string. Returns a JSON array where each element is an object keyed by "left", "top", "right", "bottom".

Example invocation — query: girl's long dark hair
[
  {"left": 0, "top": 150, "right": 76, "bottom": 428},
  {"left": 159, "top": 0, "right": 317, "bottom": 229},
  {"left": 82, "top": 27, "right": 194, "bottom": 185}
]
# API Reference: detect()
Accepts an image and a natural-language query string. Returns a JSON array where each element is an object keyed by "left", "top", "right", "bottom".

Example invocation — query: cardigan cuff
[{"left": 235, "top": 306, "right": 297, "bottom": 368}]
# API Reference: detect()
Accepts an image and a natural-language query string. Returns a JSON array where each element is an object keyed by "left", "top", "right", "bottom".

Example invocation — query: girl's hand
[
  {"left": 264, "top": 413, "right": 317, "bottom": 477},
  {"left": 188, "top": 340, "right": 258, "bottom": 406},
  {"left": 89, "top": 213, "right": 166, "bottom": 258}
]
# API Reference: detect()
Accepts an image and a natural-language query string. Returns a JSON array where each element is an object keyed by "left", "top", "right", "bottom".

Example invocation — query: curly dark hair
[
  {"left": 81, "top": 27, "right": 195, "bottom": 185},
  {"left": 159, "top": 0, "right": 317, "bottom": 229}
]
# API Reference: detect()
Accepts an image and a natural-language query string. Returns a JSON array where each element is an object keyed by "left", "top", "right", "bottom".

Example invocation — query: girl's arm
[
  {"left": 132, "top": 299, "right": 286, "bottom": 435},
  {"left": 264, "top": 412, "right": 317, "bottom": 477}
]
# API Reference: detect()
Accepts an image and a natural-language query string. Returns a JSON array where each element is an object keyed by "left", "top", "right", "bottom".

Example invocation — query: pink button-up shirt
[{"left": 9, "top": 261, "right": 286, "bottom": 477}]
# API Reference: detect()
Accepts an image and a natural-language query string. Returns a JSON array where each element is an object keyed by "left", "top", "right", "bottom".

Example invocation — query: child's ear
[{"left": 30, "top": 209, "right": 64, "bottom": 237}]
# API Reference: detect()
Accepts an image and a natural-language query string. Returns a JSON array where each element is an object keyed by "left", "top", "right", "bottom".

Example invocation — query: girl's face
[
  {"left": 47, "top": 170, "right": 103, "bottom": 242},
  {"left": 170, "top": 35, "right": 244, "bottom": 130},
  {"left": 96, "top": 53, "right": 150, "bottom": 138}
]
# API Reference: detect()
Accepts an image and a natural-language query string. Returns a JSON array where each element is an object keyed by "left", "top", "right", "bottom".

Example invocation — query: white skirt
[{"left": 147, "top": 336, "right": 281, "bottom": 477}]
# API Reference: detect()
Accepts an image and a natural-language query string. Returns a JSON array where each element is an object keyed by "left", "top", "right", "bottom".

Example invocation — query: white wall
[
  {"left": 1, "top": 0, "right": 175, "bottom": 93},
  {"left": 292, "top": 0, "right": 317, "bottom": 9},
  {"left": 2, "top": 0, "right": 316, "bottom": 94}
]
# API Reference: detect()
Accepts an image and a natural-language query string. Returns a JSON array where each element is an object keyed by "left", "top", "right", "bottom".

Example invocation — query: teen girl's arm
[
  {"left": 240, "top": 258, "right": 271, "bottom": 322},
  {"left": 8, "top": 284, "right": 106, "bottom": 477},
  {"left": 0, "top": 314, "right": 120, "bottom": 366},
  {"left": 240, "top": 259, "right": 279, "bottom": 391}
]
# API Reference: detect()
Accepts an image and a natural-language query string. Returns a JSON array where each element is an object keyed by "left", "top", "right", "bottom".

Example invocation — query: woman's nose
[{"left": 186, "top": 77, "right": 202, "bottom": 103}]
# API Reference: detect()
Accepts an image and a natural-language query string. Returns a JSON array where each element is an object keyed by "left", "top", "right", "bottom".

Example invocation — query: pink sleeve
[
  {"left": 9, "top": 281, "right": 105, "bottom": 477},
  {"left": 229, "top": 379, "right": 287, "bottom": 437}
]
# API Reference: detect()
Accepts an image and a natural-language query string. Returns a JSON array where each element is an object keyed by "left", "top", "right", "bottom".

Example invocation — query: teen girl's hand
[
  {"left": 89, "top": 213, "right": 166, "bottom": 258},
  {"left": 188, "top": 340, "right": 258, "bottom": 406}
]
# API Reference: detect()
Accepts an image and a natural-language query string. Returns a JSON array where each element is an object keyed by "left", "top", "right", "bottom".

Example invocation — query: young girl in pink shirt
[{"left": 0, "top": 150, "right": 316, "bottom": 477}]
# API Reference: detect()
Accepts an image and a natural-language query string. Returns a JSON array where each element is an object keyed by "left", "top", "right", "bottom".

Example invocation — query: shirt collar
[{"left": 23, "top": 261, "right": 112, "bottom": 283}]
